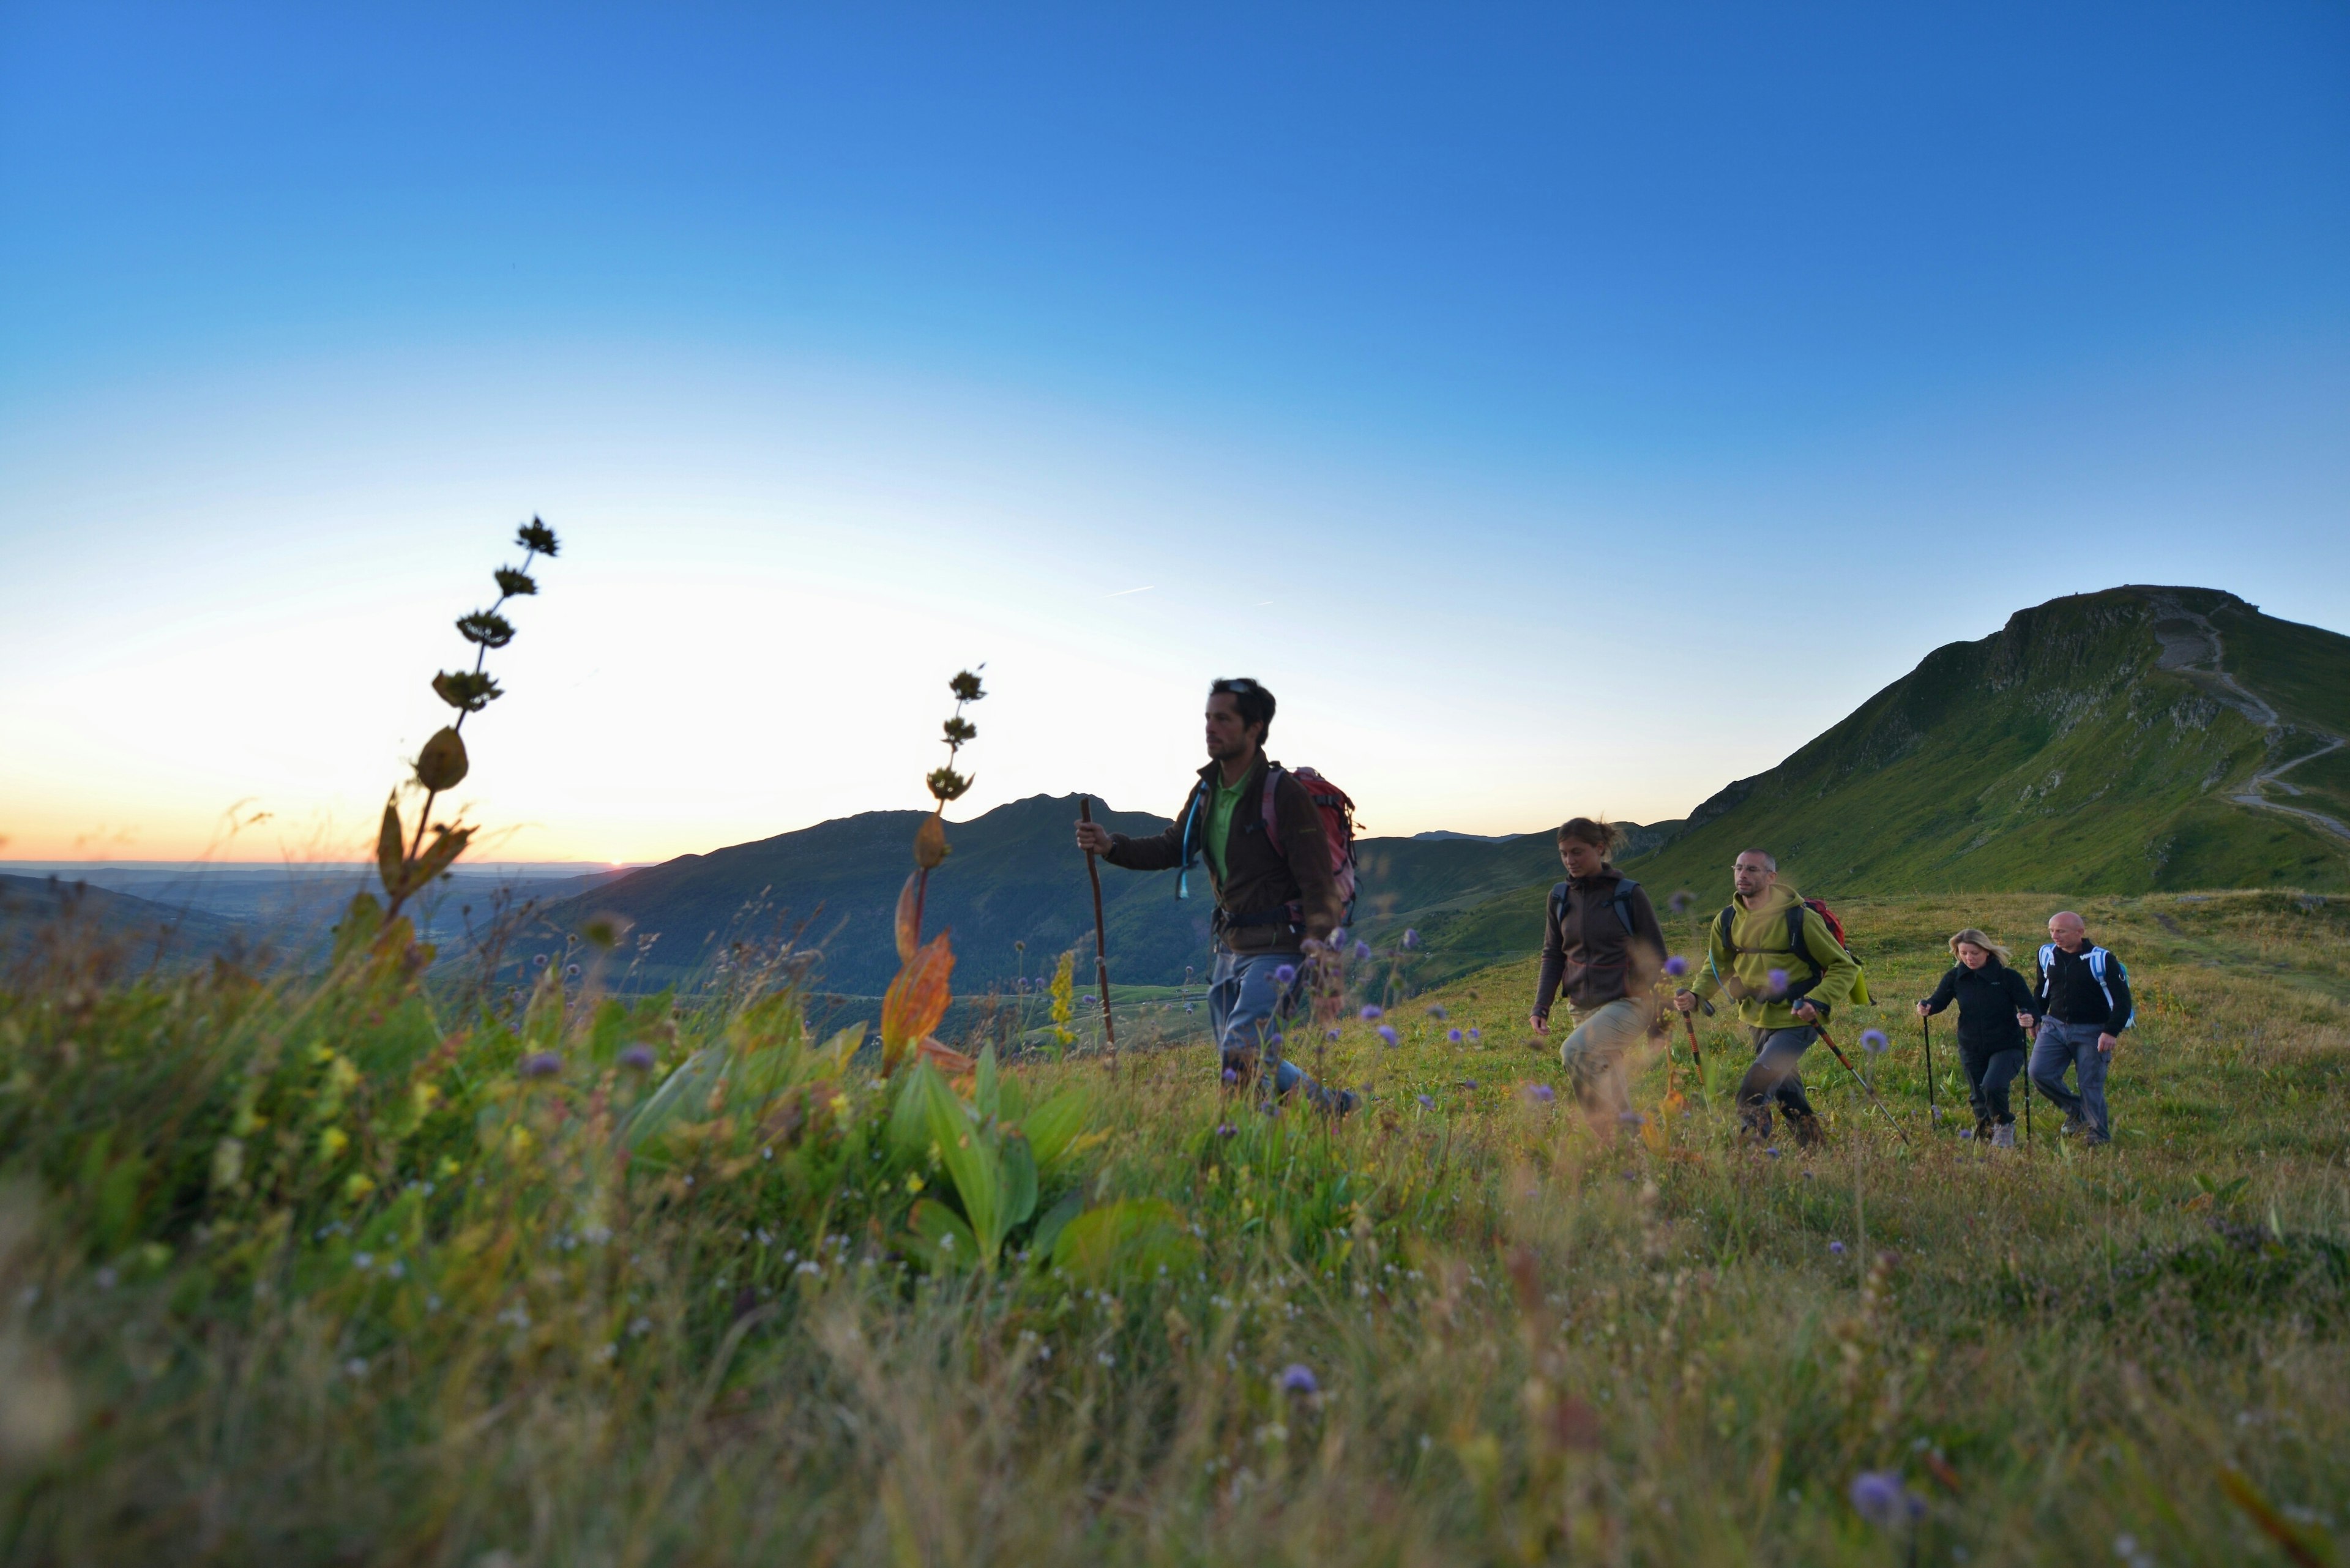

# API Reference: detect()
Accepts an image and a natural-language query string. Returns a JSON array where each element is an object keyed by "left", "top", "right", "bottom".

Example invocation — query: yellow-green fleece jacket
[{"left": 1691, "top": 882, "right": 1860, "bottom": 1029}]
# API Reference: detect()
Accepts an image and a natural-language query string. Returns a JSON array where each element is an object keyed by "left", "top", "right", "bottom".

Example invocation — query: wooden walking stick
[
  {"left": 1079, "top": 797, "right": 1117, "bottom": 1069},
  {"left": 1680, "top": 1013, "right": 1707, "bottom": 1097}
]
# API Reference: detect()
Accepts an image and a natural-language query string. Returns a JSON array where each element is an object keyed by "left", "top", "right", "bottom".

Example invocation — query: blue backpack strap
[
  {"left": 1610, "top": 877, "right": 1640, "bottom": 936},
  {"left": 2087, "top": 947, "right": 2133, "bottom": 1027},
  {"left": 1175, "top": 778, "right": 1206, "bottom": 900}
]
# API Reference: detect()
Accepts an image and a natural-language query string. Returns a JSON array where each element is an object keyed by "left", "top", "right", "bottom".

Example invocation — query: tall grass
[{"left": 1, "top": 883, "right": 2344, "bottom": 1564}]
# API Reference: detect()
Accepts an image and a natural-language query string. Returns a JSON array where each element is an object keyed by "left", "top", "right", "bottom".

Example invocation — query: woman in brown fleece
[{"left": 1529, "top": 817, "right": 1667, "bottom": 1123}]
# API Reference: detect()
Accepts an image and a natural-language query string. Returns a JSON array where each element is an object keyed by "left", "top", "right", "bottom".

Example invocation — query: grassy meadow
[{"left": 1, "top": 884, "right": 2345, "bottom": 1566}]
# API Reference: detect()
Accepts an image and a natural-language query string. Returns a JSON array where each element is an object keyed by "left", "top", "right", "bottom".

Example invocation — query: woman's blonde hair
[{"left": 1948, "top": 928, "right": 2012, "bottom": 965}]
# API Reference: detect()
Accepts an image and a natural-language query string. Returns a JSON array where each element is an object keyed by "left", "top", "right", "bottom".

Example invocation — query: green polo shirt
[{"left": 1204, "top": 769, "right": 1250, "bottom": 885}]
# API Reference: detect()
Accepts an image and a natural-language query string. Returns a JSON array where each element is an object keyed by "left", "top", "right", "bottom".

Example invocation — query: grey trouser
[
  {"left": 1739, "top": 1025, "right": 1818, "bottom": 1128},
  {"left": 2029, "top": 1020, "right": 2111, "bottom": 1141},
  {"left": 1207, "top": 949, "right": 1311, "bottom": 1097},
  {"left": 1558, "top": 999, "right": 1647, "bottom": 1116}
]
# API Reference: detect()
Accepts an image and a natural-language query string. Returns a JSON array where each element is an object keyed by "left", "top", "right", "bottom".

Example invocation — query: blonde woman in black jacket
[{"left": 1916, "top": 927, "right": 2040, "bottom": 1147}]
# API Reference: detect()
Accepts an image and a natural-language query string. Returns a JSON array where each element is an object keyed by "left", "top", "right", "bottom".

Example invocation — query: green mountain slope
[
  {"left": 1400, "top": 587, "right": 2350, "bottom": 987},
  {"left": 1623, "top": 586, "right": 2349, "bottom": 910}
]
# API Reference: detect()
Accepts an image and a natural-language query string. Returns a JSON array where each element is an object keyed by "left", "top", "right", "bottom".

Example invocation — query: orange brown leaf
[{"left": 881, "top": 932, "right": 955, "bottom": 1074}]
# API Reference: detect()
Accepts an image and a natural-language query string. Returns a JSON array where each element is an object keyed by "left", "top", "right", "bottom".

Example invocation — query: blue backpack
[{"left": 2038, "top": 944, "right": 2135, "bottom": 1028}]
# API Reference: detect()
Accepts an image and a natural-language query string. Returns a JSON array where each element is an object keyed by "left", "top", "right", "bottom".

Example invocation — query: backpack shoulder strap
[
  {"left": 1548, "top": 881, "right": 1570, "bottom": 932},
  {"left": 1610, "top": 878, "right": 1640, "bottom": 935},
  {"left": 1258, "top": 763, "right": 1285, "bottom": 857},
  {"left": 1715, "top": 905, "right": 1737, "bottom": 952}
]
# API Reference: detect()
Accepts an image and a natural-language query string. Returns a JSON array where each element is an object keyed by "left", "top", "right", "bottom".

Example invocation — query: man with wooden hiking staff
[{"left": 1074, "top": 678, "right": 1360, "bottom": 1116}]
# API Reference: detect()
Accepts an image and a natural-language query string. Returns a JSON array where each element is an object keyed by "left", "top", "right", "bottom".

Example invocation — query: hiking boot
[
  {"left": 1990, "top": 1121, "right": 2016, "bottom": 1149},
  {"left": 1974, "top": 1116, "right": 1993, "bottom": 1143},
  {"left": 1306, "top": 1084, "right": 1359, "bottom": 1119},
  {"left": 1785, "top": 1110, "right": 1826, "bottom": 1149}
]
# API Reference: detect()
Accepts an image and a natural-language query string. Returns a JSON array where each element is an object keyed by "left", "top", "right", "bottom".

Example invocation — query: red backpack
[{"left": 1261, "top": 764, "right": 1359, "bottom": 925}]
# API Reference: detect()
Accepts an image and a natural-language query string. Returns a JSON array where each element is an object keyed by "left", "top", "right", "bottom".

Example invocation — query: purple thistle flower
[
  {"left": 1273, "top": 964, "right": 1297, "bottom": 985},
  {"left": 1764, "top": 1146, "right": 1781, "bottom": 1158},
  {"left": 564, "top": 963, "right": 581, "bottom": 980},
  {"left": 1618, "top": 1111, "right": 1646, "bottom": 1126},
  {"left": 1830, "top": 1240, "right": 1846, "bottom": 1255},
  {"left": 1329, "top": 927, "right": 1348, "bottom": 946},
  {"left": 1377, "top": 1025, "right": 1399, "bottom": 1047},
  {"left": 1766, "top": 968, "right": 1789, "bottom": 997},
  {"left": 1663, "top": 955, "right": 1690, "bottom": 978},
  {"left": 1216, "top": 1122, "right": 1237, "bottom": 1138},
  {"left": 1447, "top": 1028, "right": 1463, "bottom": 1043},
  {"left": 1278, "top": 1363, "right": 1318, "bottom": 1395},
  {"left": 1959, "top": 1125, "right": 1975, "bottom": 1140},
  {"left": 1326, "top": 1028, "right": 1341, "bottom": 1042},
  {"left": 1416, "top": 1094, "right": 1433, "bottom": 1108},
  {"left": 1353, "top": 940, "right": 1373, "bottom": 961},
  {"left": 1668, "top": 890, "right": 1693, "bottom": 914},
  {"left": 618, "top": 1043, "right": 657, "bottom": 1072},
  {"left": 1459, "top": 1079, "right": 1477, "bottom": 1089},
  {"left": 1526, "top": 1083, "right": 1556, "bottom": 1104},
  {"left": 1402, "top": 928, "right": 1420, "bottom": 949},
  {"left": 1849, "top": 1470, "right": 1923, "bottom": 1526},
  {"left": 1861, "top": 1028, "right": 1888, "bottom": 1054},
  {"left": 1467, "top": 1028, "right": 1481, "bottom": 1042},
  {"left": 520, "top": 1051, "right": 561, "bottom": 1079},
  {"left": 1359, "top": 1004, "right": 1384, "bottom": 1021},
  {"left": 1427, "top": 1004, "right": 1447, "bottom": 1021},
  {"left": 532, "top": 953, "right": 550, "bottom": 968},
  {"left": 1222, "top": 1067, "right": 1240, "bottom": 1085}
]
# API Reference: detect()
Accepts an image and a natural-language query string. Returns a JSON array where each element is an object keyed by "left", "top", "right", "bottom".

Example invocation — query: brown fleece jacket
[
  {"left": 1533, "top": 867, "right": 1666, "bottom": 1018},
  {"left": 1103, "top": 755, "right": 1343, "bottom": 954}
]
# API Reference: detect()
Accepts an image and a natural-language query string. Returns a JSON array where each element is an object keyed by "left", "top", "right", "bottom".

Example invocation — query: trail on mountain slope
[{"left": 2148, "top": 592, "right": 2350, "bottom": 846}]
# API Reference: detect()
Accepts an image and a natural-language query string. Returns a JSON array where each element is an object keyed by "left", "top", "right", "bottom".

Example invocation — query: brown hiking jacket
[
  {"left": 1104, "top": 755, "right": 1343, "bottom": 954},
  {"left": 1533, "top": 866, "right": 1666, "bottom": 1017}
]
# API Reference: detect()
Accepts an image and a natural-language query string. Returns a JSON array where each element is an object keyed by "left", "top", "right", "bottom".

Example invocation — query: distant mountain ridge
[{"left": 529, "top": 794, "right": 1668, "bottom": 995}]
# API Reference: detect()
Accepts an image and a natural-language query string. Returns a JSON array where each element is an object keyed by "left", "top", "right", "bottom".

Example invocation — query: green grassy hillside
[
  {"left": 1625, "top": 587, "right": 2350, "bottom": 913},
  {"left": 3, "top": 887, "right": 2343, "bottom": 1564}
]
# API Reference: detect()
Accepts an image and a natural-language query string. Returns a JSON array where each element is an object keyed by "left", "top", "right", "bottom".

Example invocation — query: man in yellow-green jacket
[{"left": 1670, "top": 849, "right": 1860, "bottom": 1146}]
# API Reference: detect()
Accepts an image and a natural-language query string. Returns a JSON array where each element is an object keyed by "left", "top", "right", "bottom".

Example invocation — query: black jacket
[
  {"left": 1921, "top": 960, "right": 2038, "bottom": 1053},
  {"left": 1534, "top": 868, "right": 1665, "bottom": 1017},
  {"left": 2035, "top": 943, "right": 2134, "bottom": 1034}
]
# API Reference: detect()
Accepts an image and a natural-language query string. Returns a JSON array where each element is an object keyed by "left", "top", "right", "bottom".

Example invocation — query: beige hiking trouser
[{"left": 1558, "top": 998, "right": 1649, "bottom": 1119}]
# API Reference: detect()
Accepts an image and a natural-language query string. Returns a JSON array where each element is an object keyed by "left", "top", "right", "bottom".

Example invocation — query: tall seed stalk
[{"left": 376, "top": 518, "right": 560, "bottom": 924}]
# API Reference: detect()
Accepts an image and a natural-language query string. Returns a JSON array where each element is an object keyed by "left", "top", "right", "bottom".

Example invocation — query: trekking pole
[
  {"left": 1923, "top": 1015, "right": 1937, "bottom": 1129},
  {"left": 1078, "top": 797, "right": 1117, "bottom": 1070},
  {"left": 1813, "top": 1023, "right": 1912, "bottom": 1146},
  {"left": 1680, "top": 1014, "right": 1707, "bottom": 1094}
]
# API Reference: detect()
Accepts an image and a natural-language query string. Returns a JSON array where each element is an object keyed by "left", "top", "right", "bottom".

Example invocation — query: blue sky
[{"left": 4, "top": 2, "right": 2346, "bottom": 862}]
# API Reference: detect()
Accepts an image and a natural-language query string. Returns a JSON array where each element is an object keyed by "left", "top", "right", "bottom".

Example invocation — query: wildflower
[
  {"left": 1216, "top": 1123, "right": 1237, "bottom": 1138},
  {"left": 1278, "top": 1364, "right": 1319, "bottom": 1395},
  {"left": 1617, "top": 1111, "right": 1646, "bottom": 1126},
  {"left": 1959, "top": 1126, "right": 1976, "bottom": 1140},
  {"left": 1447, "top": 1028, "right": 1463, "bottom": 1043},
  {"left": 1830, "top": 1241, "right": 1846, "bottom": 1255},
  {"left": 1848, "top": 1470, "right": 1923, "bottom": 1526},
  {"left": 345, "top": 1357, "right": 368, "bottom": 1379},
  {"left": 1765, "top": 1147, "right": 1781, "bottom": 1158},
  {"left": 532, "top": 953, "right": 550, "bottom": 968},
  {"left": 564, "top": 963, "right": 581, "bottom": 980},
  {"left": 1377, "top": 1026, "right": 1399, "bottom": 1047},
  {"left": 1416, "top": 1095, "right": 1433, "bottom": 1108},
  {"left": 1460, "top": 1079, "right": 1477, "bottom": 1089},
  {"left": 1526, "top": 1083, "right": 1556, "bottom": 1104},
  {"left": 1663, "top": 955, "right": 1690, "bottom": 977},
  {"left": 1353, "top": 940, "right": 1372, "bottom": 961},
  {"left": 1668, "top": 889, "right": 1693, "bottom": 914},
  {"left": 1427, "top": 1004, "right": 1447, "bottom": 1020},
  {"left": 1330, "top": 927, "right": 1348, "bottom": 946},
  {"left": 1325, "top": 1028, "right": 1341, "bottom": 1042},
  {"left": 516, "top": 515, "right": 559, "bottom": 556},
  {"left": 520, "top": 1051, "right": 561, "bottom": 1078},
  {"left": 1402, "top": 928, "right": 1420, "bottom": 949},
  {"left": 619, "top": 1043, "right": 657, "bottom": 1071},
  {"left": 317, "top": 1127, "right": 349, "bottom": 1160},
  {"left": 1861, "top": 1029, "right": 1888, "bottom": 1054},
  {"left": 1467, "top": 1028, "right": 1481, "bottom": 1042},
  {"left": 1223, "top": 1067, "right": 1240, "bottom": 1085},
  {"left": 1359, "top": 1004, "right": 1384, "bottom": 1021},
  {"left": 1274, "top": 964, "right": 1297, "bottom": 984},
  {"left": 353, "top": 1253, "right": 375, "bottom": 1271},
  {"left": 343, "top": 1172, "right": 375, "bottom": 1202},
  {"left": 1766, "top": 968, "right": 1789, "bottom": 996}
]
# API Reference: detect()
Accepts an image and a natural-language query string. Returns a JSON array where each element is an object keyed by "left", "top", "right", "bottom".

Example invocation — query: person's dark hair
[
  {"left": 1557, "top": 816, "right": 1627, "bottom": 856},
  {"left": 1734, "top": 849, "right": 1778, "bottom": 872},
  {"left": 1209, "top": 677, "right": 1275, "bottom": 741}
]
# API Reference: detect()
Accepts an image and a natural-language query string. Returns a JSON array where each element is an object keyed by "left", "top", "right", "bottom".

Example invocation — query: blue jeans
[
  {"left": 2029, "top": 1020, "right": 2111, "bottom": 1141},
  {"left": 1207, "top": 949, "right": 1315, "bottom": 1098}
]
